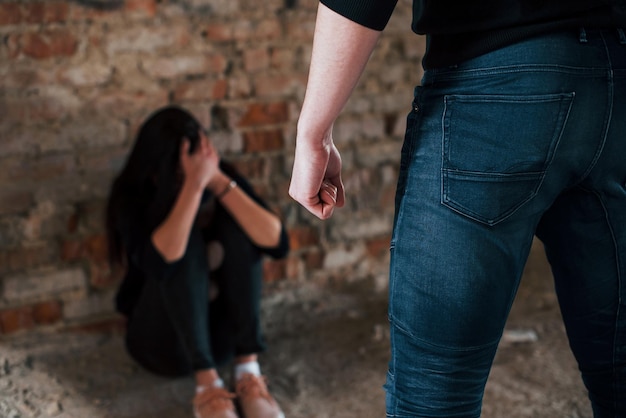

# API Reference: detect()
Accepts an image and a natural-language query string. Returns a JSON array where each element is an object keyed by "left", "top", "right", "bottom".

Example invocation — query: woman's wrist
[
  {"left": 216, "top": 179, "right": 237, "bottom": 199},
  {"left": 182, "top": 176, "right": 208, "bottom": 195},
  {"left": 207, "top": 171, "right": 231, "bottom": 196}
]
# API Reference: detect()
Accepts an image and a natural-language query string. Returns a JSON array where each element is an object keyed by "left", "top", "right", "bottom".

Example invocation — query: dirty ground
[{"left": 0, "top": 242, "right": 592, "bottom": 418}]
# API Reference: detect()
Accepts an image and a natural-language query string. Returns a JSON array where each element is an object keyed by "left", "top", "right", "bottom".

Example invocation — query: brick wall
[{"left": 0, "top": 0, "right": 423, "bottom": 335}]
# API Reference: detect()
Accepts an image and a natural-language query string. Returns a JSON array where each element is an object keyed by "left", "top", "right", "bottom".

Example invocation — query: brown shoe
[
  {"left": 235, "top": 374, "right": 284, "bottom": 418},
  {"left": 193, "top": 386, "right": 239, "bottom": 418}
]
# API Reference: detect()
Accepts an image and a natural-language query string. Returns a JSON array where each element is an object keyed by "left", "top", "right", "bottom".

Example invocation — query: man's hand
[{"left": 289, "top": 137, "right": 345, "bottom": 220}]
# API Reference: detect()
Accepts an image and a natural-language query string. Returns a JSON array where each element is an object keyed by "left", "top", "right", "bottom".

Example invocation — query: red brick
[
  {"left": 289, "top": 227, "right": 319, "bottom": 250},
  {"left": 64, "top": 316, "right": 126, "bottom": 334},
  {"left": 125, "top": 0, "right": 157, "bottom": 16},
  {"left": 243, "top": 130, "right": 284, "bottom": 153},
  {"left": 212, "top": 79, "right": 228, "bottom": 100},
  {"left": 0, "top": 306, "right": 35, "bottom": 335},
  {"left": 366, "top": 235, "right": 391, "bottom": 258},
  {"left": 0, "top": 2, "right": 21, "bottom": 25},
  {"left": 204, "top": 23, "right": 233, "bottom": 41},
  {"left": 33, "top": 300, "right": 62, "bottom": 325},
  {"left": 239, "top": 102, "right": 289, "bottom": 127},
  {"left": 263, "top": 259, "right": 286, "bottom": 283},
  {"left": 304, "top": 249, "right": 324, "bottom": 269},
  {"left": 66, "top": 210, "right": 80, "bottom": 234},
  {"left": 22, "top": 2, "right": 69, "bottom": 24},
  {"left": 230, "top": 158, "right": 267, "bottom": 179},
  {"left": 69, "top": 3, "right": 113, "bottom": 21},
  {"left": 84, "top": 234, "right": 109, "bottom": 263},
  {"left": 61, "top": 231, "right": 109, "bottom": 264},
  {"left": 285, "top": 256, "right": 301, "bottom": 280},
  {"left": 20, "top": 29, "right": 78, "bottom": 59},
  {"left": 61, "top": 239, "right": 84, "bottom": 261}
]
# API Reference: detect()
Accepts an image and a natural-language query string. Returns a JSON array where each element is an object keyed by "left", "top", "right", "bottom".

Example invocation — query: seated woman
[{"left": 106, "top": 106, "right": 289, "bottom": 418}]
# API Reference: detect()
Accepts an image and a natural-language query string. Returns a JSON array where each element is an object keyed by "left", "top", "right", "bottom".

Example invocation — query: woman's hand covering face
[{"left": 180, "top": 131, "right": 221, "bottom": 191}]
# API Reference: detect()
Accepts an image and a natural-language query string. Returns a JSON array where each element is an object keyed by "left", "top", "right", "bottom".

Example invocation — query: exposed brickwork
[
  {"left": 0, "top": 0, "right": 422, "bottom": 335},
  {"left": 243, "top": 130, "right": 284, "bottom": 153},
  {"left": 0, "top": 306, "right": 35, "bottom": 335},
  {"left": 0, "top": 3, "right": 21, "bottom": 25},
  {"left": 32, "top": 300, "right": 63, "bottom": 325},
  {"left": 288, "top": 226, "right": 320, "bottom": 251},
  {"left": 239, "top": 102, "right": 290, "bottom": 127},
  {"left": 366, "top": 235, "right": 392, "bottom": 258},
  {"left": 22, "top": 2, "right": 70, "bottom": 24},
  {"left": 263, "top": 259, "right": 287, "bottom": 283},
  {"left": 16, "top": 29, "right": 78, "bottom": 59}
]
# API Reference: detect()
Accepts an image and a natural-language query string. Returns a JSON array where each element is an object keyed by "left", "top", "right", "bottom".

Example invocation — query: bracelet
[{"left": 216, "top": 179, "right": 237, "bottom": 199}]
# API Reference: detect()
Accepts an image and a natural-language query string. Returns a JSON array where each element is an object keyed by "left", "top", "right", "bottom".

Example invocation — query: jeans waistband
[{"left": 422, "top": 28, "right": 626, "bottom": 84}]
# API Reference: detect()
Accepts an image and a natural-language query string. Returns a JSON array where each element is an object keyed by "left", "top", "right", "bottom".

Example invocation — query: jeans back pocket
[{"left": 442, "top": 93, "right": 574, "bottom": 226}]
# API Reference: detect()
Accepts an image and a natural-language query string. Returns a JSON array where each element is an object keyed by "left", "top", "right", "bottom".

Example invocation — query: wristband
[{"left": 217, "top": 179, "right": 237, "bottom": 199}]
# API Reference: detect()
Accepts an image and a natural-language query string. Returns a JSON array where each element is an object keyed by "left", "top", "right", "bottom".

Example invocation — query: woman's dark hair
[{"left": 105, "top": 105, "right": 203, "bottom": 266}]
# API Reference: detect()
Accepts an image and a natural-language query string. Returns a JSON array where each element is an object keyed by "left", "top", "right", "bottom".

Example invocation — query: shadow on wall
[{"left": 70, "top": 0, "right": 125, "bottom": 10}]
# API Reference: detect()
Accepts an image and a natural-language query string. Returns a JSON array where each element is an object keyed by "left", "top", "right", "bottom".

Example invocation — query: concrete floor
[{"left": 0, "top": 241, "right": 592, "bottom": 418}]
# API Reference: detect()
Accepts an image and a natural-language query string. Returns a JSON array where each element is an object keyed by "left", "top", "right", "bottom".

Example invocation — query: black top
[
  {"left": 114, "top": 161, "right": 289, "bottom": 317},
  {"left": 320, "top": 0, "right": 626, "bottom": 69}
]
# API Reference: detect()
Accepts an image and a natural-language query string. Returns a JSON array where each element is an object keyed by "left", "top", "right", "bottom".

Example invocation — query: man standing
[{"left": 289, "top": 1, "right": 626, "bottom": 416}]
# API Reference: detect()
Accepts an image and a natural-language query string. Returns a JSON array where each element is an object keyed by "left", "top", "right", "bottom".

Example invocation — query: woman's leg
[
  {"left": 125, "top": 227, "right": 215, "bottom": 377},
  {"left": 209, "top": 210, "right": 266, "bottom": 362},
  {"left": 208, "top": 211, "right": 284, "bottom": 418}
]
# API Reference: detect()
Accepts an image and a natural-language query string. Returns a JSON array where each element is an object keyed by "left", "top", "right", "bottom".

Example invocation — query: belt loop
[
  {"left": 579, "top": 27, "right": 588, "bottom": 43},
  {"left": 617, "top": 28, "right": 626, "bottom": 44}
]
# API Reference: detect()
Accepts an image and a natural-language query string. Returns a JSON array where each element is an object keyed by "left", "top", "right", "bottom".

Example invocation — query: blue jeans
[{"left": 385, "top": 29, "right": 626, "bottom": 417}]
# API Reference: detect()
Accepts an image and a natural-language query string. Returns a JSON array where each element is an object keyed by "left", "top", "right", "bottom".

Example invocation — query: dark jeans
[
  {"left": 125, "top": 211, "right": 266, "bottom": 377},
  {"left": 385, "top": 29, "right": 626, "bottom": 417}
]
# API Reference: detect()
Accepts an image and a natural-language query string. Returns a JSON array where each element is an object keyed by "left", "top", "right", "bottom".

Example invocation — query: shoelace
[{"left": 194, "top": 387, "right": 236, "bottom": 412}]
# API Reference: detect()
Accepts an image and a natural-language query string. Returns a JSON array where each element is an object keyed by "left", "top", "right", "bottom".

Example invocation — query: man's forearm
[{"left": 297, "top": 2, "right": 382, "bottom": 144}]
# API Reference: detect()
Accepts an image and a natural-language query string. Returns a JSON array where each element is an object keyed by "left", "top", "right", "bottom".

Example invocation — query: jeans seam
[{"left": 597, "top": 191, "right": 624, "bottom": 414}]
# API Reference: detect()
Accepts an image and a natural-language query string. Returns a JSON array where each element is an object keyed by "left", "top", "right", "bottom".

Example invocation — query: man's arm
[{"left": 289, "top": 2, "right": 383, "bottom": 219}]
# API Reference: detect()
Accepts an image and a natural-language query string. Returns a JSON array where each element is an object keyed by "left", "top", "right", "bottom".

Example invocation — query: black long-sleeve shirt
[
  {"left": 115, "top": 161, "right": 289, "bottom": 317},
  {"left": 321, "top": 0, "right": 626, "bottom": 69}
]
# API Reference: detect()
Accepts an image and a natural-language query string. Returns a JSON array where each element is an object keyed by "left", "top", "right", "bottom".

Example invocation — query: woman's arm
[
  {"left": 152, "top": 138, "right": 219, "bottom": 262},
  {"left": 289, "top": 3, "right": 383, "bottom": 219},
  {"left": 210, "top": 171, "right": 283, "bottom": 249}
]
